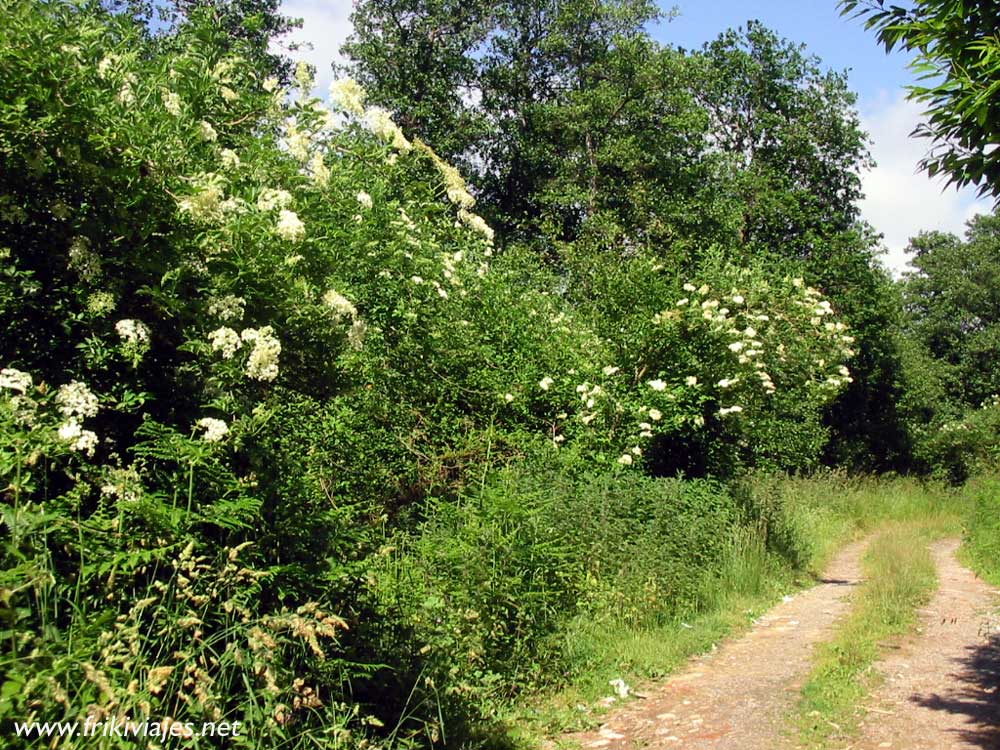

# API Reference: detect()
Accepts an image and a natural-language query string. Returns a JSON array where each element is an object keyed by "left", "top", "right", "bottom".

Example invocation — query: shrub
[
  {"left": 916, "top": 397, "right": 1000, "bottom": 483},
  {"left": 363, "top": 453, "right": 743, "bottom": 740}
]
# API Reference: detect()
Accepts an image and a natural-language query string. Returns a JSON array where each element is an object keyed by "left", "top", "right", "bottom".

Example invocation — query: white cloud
[
  {"left": 858, "top": 91, "right": 991, "bottom": 276},
  {"left": 278, "top": 1, "right": 353, "bottom": 96}
]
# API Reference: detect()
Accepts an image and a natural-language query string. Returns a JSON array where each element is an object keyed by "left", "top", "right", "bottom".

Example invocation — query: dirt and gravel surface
[
  {"left": 559, "top": 538, "right": 869, "bottom": 750},
  {"left": 850, "top": 538, "right": 1000, "bottom": 750},
  {"left": 557, "top": 536, "right": 1000, "bottom": 750}
]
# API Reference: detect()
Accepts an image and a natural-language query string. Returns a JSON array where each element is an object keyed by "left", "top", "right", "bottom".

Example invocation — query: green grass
[
  {"left": 502, "top": 524, "right": 796, "bottom": 746},
  {"left": 958, "top": 475, "right": 1000, "bottom": 586},
  {"left": 501, "top": 474, "right": 967, "bottom": 749},
  {"left": 795, "top": 516, "right": 960, "bottom": 747}
]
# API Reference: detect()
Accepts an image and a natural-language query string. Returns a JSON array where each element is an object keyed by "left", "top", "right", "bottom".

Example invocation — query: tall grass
[
  {"left": 498, "top": 472, "right": 964, "bottom": 746},
  {"left": 959, "top": 475, "right": 1000, "bottom": 585}
]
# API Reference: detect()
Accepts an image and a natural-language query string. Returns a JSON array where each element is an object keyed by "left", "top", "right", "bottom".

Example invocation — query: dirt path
[
  {"left": 850, "top": 538, "right": 1000, "bottom": 750},
  {"left": 558, "top": 538, "right": 871, "bottom": 750}
]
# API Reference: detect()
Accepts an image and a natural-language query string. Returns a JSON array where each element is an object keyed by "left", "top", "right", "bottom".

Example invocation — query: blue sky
[
  {"left": 278, "top": 0, "right": 992, "bottom": 274},
  {"left": 657, "top": 1, "right": 913, "bottom": 98}
]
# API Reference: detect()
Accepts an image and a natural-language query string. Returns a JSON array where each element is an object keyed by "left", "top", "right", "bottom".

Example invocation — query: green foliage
[
  {"left": 0, "top": 2, "right": 862, "bottom": 746},
  {"left": 695, "top": 22, "right": 871, "bottom": 255},
  {"left": 344, "top": 0, "right": 666, "bottom": 244},
  {"left": 961, "top": 475, "right": 1000, "bottom": 585},
  {"left": 915, "top": 397, "right": 1000, "bottom": 483},
  {"left": 114, "top": 0, "right": 301, "bottom": 81},
  {"left": 345, "top": 7, "right": 907, "bottom": 472},
  {"left": 842, "top": 0, "right": 1000, "bottom": 200},
  {"left": 3, "top": 0, "right": 997, "bottom": 748},
  {"left": 900, "top": 211, "right": 1000, "bottom": 408},
  {"left": 363, "top": 456, "right": 745, "bottom": 740},
  {"left": 889, "top": 211, "right": 1000, "bottom": 480}
]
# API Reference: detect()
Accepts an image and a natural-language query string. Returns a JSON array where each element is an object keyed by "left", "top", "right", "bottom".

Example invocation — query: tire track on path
[
  {"left": 849, "top": 538, "right": 1000, "bottom": 750},
  {"left": 559, "top": 538, "right": 870, "bottom": 750}
]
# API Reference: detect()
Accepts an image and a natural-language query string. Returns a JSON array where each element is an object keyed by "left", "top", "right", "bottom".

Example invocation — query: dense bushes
[
  {"left": 2, "top": 1, "right": 992, "bottom": 749},
  {"left": 360, "top": 455, "right": 745, "bottom": 737},
  {"left": 0, "top": 2, "right": 858, "bottom": 747}
]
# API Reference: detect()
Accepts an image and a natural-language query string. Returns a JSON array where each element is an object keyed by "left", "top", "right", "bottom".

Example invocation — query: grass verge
[
  {"left": 510, "top": 525, "right": 795, "bottom": 745},
  {"left": 504, "top": 476, "right": 964, "bottom": 748},
  {"left": 795, "top": 517, "right": 959, "bottom": 747},
  {"left": 958, "top": 475, "right": 1000, "bottom": 586}
]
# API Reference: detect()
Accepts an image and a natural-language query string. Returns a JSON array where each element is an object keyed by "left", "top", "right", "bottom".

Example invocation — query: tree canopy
[
  {"left": 841, "top": 0, "right": 1000, "bottom": 200},
  {"left": 901, "top": 211, "right": 1000, "bottom": 407}
]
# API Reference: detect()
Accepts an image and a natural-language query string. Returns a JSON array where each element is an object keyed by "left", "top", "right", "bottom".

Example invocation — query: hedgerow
[{"left": 0, "top": 1, "right": 858, "bottom": 747}]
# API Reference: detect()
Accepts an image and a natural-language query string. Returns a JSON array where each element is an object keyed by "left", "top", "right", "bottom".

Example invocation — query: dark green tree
[
  {"left": 344, "top": 0, "right": 671, "bottom": 244},
  {"left": 901, "top": 210, "right": 1000, "bottom": 407},
  {"left": 692, "top": 22, "right": 873, "bottom": 262},
  {"left": 842, "top": 0, "right": 1000, "bottom": 200}
]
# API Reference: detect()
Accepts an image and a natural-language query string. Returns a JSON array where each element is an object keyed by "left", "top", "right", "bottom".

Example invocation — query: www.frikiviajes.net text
[{"left": 13, "top": 716, "right": 243, "bottom": 740}]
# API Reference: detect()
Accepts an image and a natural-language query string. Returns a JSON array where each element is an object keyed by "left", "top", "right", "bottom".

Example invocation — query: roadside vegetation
[{"left": 0, "top": 0, "right": 998, "bottom": 749}]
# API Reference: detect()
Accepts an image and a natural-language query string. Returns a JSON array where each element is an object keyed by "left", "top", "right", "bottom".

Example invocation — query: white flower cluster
[
  {"left": 115, "top": 318, "right": 151, "bottom": 359},
  {"left": 208, "top": 326, "right": 282, "bottom": 381},
  {"left": 309, "top": 152, "right": 330, "bottom": 187},
  {"left": 240, "top": 326, "right": 281, "bottom": 382},
  {"left": 257, "top": 188, "right": 293, "bottom": 212},
  {"left": 322, "top": 289, "right": 357, "bottom": 320},
  {"left": 196, "top": 417, "right": 229, "bottom": 443},
  {"left": 207, "top": 295, "right": 245, "bottom": 322},
  {"left": 56, "top": 381, "right": 99, "bottom": 420},
  {"left": 348, "top": 319, "right": 368, "bottom": 350},
  {"left": 58, "top": 420, "right": 98, "bottom": 456},
  {"left": 0, "top": 367, "right": 32, "bottom": 394},
  {"left": 294, "top": 61, "right": 314, "bottom": 95},
  {"left": 329, "top": 78, "right": 366, "bottom": 116},
  {"left": 1, "top": 368, "right": 36, "bottom": 426},
  {"left": 162, "top": 90, "right": 182, "bottom": 116},
  {"left": 322, "top": 288, "right": 368, "bottom": 349},
  {"left": 275, "top": 209, "right": 306, "bottom": 242},
  {"left": 458, "top": 208, "right": 495, "bottom": 244},
  {"left": 652, "top": 275, "right": 854, "bottom": 422},
  {"left": 198, "top": 120, "right": 217, "bottom": 142},
  {"left": 116, "top": 73, "right": 138, "bottom": 105},
  {"left": 364, "top": 106, "right": 412, "bottom": 153},
  {"left": 210, "top": 326, "right": 242, "bottom": 359},
  {"left": 284, "top": 117, "right": 311, "bottom": 162},
  {"left": 177, "top": 173, "right": 235, "bottom": 224},
  {"left": 55, "top": 381, "right": 100, "bottom": 456},
  {"left": 220, "top": 148, "right": 241, "bottom": 170}
]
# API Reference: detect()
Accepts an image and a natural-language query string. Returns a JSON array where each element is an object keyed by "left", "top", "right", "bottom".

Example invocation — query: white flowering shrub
[
  {"left": 563, "top": 251, "right": 856, "bottom": 474},
  {"left": 0, "top": 2, "right": 861, "bottom": 746},
  {"left": 0, "top": 3, "right": 510, "bottom": 746}
]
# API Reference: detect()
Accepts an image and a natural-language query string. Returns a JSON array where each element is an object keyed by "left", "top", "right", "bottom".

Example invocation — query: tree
[
  {"left": 901, "top": 210, "right": 1000, "bottom": 407},
  {"left": 107, "top": 0, "right": 300, "bottom": 80},
  {"left": 689, "top": 23, "right": 908, "bottom": 470},
  {"left": 691, "top": 22, "right": 873, "bottom": 262},
  {"left": 343, "top": 0, "right": 670, "bottom": 245},
  {"left": 842, "top": 0, "right": 1000, "bottom": 200},
  {"left": 341, "top": 0, "right": 491, "bottom": 159}
]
